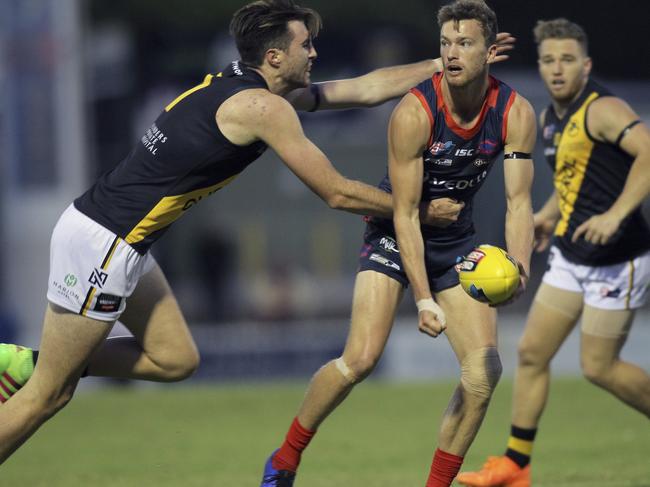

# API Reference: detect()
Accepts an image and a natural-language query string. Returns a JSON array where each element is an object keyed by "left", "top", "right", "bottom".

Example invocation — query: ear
[
  {"left": 486, "top": 43, "right": 498, "bottom": 63},
  {"left": 583, "top": 56, "right": 593, "bottom": 77},
  {"left": 265, "top": 48, "right": 283, "bottom": 68}
]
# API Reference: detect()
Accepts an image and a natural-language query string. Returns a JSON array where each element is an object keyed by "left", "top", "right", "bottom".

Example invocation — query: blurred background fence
[{"left": 1, "top": 0, "right": 648, "bottom": 382}]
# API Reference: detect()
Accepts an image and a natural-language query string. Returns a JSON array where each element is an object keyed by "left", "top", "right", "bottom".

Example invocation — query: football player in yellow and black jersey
[
  {"left": 0, "top": 0, "right": 524, "bottom": 470},
  {"left": 458, "top": 18, "right": 650, "bottom": 487}
]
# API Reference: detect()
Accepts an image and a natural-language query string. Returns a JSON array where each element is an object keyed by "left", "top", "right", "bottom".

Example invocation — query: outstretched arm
[
  {"left": 287, "top": 33, "right": 516, "bottom": 111},
  {"left": 502, "top": 94, "right": 536, "bottom": 298},
  {"left": 219, "top": 89, "right": 464, "bottom": 223},
  {"left": 389, "top": 93, "right": 446, "bottom": 337},
  {"left": 572, "top": 97, "right": 650, "bottom": 245}
]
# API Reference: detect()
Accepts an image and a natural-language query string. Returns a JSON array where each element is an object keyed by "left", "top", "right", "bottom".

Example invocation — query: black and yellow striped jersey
[
  {"left": 75, "top": 61, "right": 268, "bottom": 254},
  {"left": 542, "top": 79, "right": 650, "bottom": 265}
]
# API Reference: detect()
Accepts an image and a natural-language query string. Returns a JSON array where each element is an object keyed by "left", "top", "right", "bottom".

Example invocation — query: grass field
[{"left": 2, "top": 378, "right": 648, "bottom": 486}]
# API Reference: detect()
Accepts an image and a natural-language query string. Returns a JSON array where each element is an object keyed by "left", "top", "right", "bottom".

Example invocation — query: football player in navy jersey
[
  {"left": 0, "top": 0, "right": 521, "bottom": 470},
  {"left": 458, "top": 18, "right": 650, "bottom": 487},
  {"left": 261, "top": 1, "right": 535, "bottom": 486}
]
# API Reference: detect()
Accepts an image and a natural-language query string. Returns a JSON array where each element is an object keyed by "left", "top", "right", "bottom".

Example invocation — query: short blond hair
[{"left": 533, "top": 18, "right": 588, "bottom": 54}]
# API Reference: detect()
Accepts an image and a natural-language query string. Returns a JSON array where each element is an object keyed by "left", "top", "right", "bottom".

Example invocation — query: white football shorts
[
  {"left": 47, "top": 204, "right": 156, "bottom": 321},
  {"left": 542, "top": 245, "right": 650, "bottom": 310}
]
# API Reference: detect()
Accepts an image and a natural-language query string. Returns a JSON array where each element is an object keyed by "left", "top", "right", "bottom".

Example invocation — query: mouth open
[
  {"left": 447, "top": 65, "right": 463, "bottom": 76},
  {"left": 551, "top": 79, "right": 565, "bottom": 87}
]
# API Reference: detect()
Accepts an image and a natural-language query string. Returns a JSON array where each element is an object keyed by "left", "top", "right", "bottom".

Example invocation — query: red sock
[
  {"left": 426, "top": 448, "right": 464, "bottom": 487},
  {"left": 272, "top": 417, "right": 316, "bottom": 472}
]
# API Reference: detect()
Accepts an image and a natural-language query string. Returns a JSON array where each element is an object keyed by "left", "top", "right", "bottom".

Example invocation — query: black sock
[{"left": 505, "top": 425, "right": 537, "bottom": 468}]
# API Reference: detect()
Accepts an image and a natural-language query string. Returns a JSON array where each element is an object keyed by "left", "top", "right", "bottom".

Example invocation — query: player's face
[
  {"left": 538, "top": 39, "right": 591, "bottom": 103},
  {"left": 283, "top": 20, "right": 317, "bottom": 88},
  {"left": 440, "top": 19, "right": 495, "bottom": 87}
]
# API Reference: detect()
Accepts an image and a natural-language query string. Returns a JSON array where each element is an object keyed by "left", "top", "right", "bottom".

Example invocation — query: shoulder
[
  {"left": 509, "top": 93, "right": 535, "bottom": 119},
  {"left": 221, "top": 88, "right": 296, "bottom": 124},
  {"left": 392, "top": 92, "right": 432, "bottom": 128},
  {"left": 588, "top": 95, "right": 636, "bottom": 121},
  {"left": 389, "top": 92, "right": 432, "bottom": 147}
]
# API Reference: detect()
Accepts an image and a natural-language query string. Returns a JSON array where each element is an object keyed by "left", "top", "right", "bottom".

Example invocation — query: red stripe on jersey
[
  {"left": 434, "top": 73, "right": 500, "bottom": 140},
  {"left": 2, "top": 372, "right": 20, "bottom": 390},
  {"left": 409, "top": 88, "right": 435, "bottom": 147},
  {"left": 0, "top": 394, "right": 7, "bottom": 403},
  {"left": 501, "top": 91, "right": 517, "bottom": 142}
]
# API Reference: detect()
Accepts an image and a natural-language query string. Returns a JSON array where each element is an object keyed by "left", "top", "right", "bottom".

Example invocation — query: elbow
[{"left": 326, "top": 191, "right": 348, "bottom": 210}]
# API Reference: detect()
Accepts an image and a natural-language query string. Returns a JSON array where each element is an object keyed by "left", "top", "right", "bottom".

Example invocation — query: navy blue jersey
[
  {"left": 541, "top": 79, "right": 650, "bottom": 265},
  {"left": 75, "top": 61, "right": 268, "bottom": 254},
  {"left": 372, "top": 72, "right": 516, "bottom": 242}
]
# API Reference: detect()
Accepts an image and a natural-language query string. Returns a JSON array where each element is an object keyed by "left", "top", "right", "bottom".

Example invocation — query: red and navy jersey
[
  {"left": 75, "top": 61, "right": 268, "bottom": 254},
  {"left": 541, "top": 79, "right": 650, "bottom": 265},
  {"left": 375, "top": 72, "right": 516, "bottom": 241}
]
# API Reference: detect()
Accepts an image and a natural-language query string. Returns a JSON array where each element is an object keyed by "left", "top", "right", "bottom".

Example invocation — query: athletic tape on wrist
[{"left": 416, "top": 298, "right": 446, "bottom": 326}]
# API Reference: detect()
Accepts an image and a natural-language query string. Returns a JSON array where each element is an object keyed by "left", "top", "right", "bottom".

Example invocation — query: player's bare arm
[
  {"left": 218, "top": 88, "right": 395, "bottom": 216},
  {"left": 572, "top": 96, "right": 650, "bottom": 245},
  {"left": 389, "top": 93, "right": 446, "bottom": 337},
  {"left": 286, "top": 32, "right": 516, "bottom": 111},
  {"left": 502, "top": 94, "right": 536, "bottom": 294},
  {"left": 217, "top": 88, "right": 462, "bottom": 224}
]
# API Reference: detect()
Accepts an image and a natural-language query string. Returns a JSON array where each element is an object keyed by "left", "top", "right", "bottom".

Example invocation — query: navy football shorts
[{"left": 358, "top": 222, "right": 476, "bottom": 293}]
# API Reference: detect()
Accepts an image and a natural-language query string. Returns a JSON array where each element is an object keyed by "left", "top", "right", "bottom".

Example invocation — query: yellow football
[{"left": 458, "top": 245, "right": 520, "bottom": 305}]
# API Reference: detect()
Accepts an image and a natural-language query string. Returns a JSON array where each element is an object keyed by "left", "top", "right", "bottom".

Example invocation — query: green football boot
[{"left": 0, "top": 344, "right": 35, "bottom": 403}]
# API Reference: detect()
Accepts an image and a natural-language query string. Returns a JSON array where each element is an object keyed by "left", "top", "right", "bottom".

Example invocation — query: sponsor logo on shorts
[
  {"left": 369, "top": 253, "right": 401, "bottom": 271},
  {"left": 64, "top": 274, "right": 77, "bottom": 287},
  {"left": 473, "top": 158, "right": 489, "bottom": 167},
  {"left": 88, "top": 269, "right": 108, "bottom": 289},
  {"left": 379, "top": 236, "right": 399, "bottom": 253},
  {"left": 92, "top": 293, "right": 123, "bottom": 313},
  {"left": 51, "top": 280, "right": 82, "bottom": 302}
]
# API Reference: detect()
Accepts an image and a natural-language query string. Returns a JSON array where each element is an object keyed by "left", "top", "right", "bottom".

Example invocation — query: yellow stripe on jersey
[
  {"left": 554, "top": 92, "right": 599, "bottom": 236},
  {"left": 165, "top": 74, "right": 214, "bottom": 112},
  {"left": 125, "top": 175, "right": 239, "bottom": 245}
]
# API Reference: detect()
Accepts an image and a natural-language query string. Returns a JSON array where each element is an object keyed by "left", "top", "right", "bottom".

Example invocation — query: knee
[
  {"left": 335, "top": 353, "right": 379, "bottom": 384},
  {"left": 155, "top": 344, "right": 200, "bottom": 382},
  {"left": 22, "top": 381, "right": 77, "bottom": 421},
  {"left": 460, "top": 347, "right": 502, "bottom": 404},
  {"left": 581, "top": 355, "right": 612, "bottom": 388},
  {"left": 517, "top": 338, "right": 547, "bottom": 369}
]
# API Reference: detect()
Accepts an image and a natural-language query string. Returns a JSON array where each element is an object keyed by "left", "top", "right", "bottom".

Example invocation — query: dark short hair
[
  {"left": 437, "top": 0, "right": 498, "bottom": 47},
  {"left": 230, "top": 0, "right": 322, "bottom": 67},
  {"left": 533, "top": 18, "right": 588, "bottom": 55}
]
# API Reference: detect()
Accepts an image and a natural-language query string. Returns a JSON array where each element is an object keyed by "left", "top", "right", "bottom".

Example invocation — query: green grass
[{"left": 2, "top": 378, "right": 649, "bottom": 486}]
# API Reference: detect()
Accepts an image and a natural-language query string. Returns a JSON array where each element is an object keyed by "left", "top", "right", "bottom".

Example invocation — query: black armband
[
  {"left": 308, "top": 84, "right": 321, "bottom": 112},
  {"left": 615, "top": 120, "right": 641, "bottom": 147},
  {"left": 504, "top": 152, "right": 532, "bottom": 160}
]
